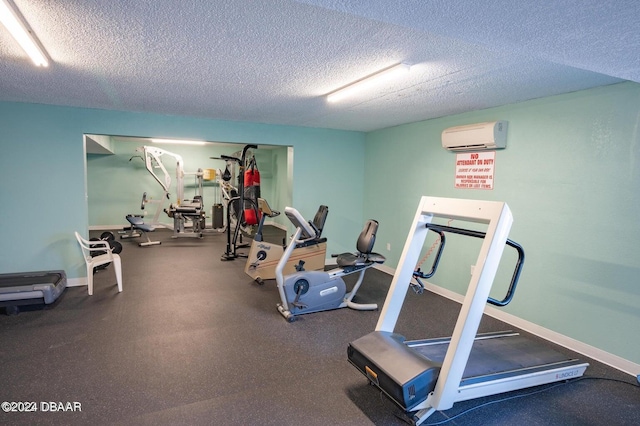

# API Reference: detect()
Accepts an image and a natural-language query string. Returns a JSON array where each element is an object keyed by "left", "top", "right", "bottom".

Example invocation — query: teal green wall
[
  {"left": 0, "top": 102, "right": 365, "bottom": 279},
  {"left": 365, "top": 81, "right": 640, "bottom": 364},
  {"left": 272, "top": 146, "right": 293, "bottom": 229},
  {"left": 2, "top": 82, "right": 639, "bottom": 366}
]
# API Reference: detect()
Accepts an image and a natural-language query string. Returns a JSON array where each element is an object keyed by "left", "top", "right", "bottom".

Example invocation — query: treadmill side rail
[
  {"left": 411, "top": 361, "right": 589, "bottom": 425},
  {"left": 455, "top": 361, "right": 589, "bottom": 402}
]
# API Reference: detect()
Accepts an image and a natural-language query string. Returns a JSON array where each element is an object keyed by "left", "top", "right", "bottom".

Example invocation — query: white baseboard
[
  {"left": 371, "top": 264, "right": 640, "bottom": 377},
  {"left": 89, "top": 225, "right": 126, "bottom": 231},
  {"left": 66, "top": 277, "right": 87, "bottom": 287},
  {"left": 373, "top": 263, "right": 395, "bottom": 276}
]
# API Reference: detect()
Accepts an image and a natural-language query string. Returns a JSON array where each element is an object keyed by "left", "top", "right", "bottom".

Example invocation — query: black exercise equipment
[
  {"left": 90, "top": 231, "right": 122, "bottom": 272},
  {"left": 220, "top": 144, "right": 259, "bottom": 261},
  {"left": 0, "top": 270, "right": 67, "bottom": 315}
]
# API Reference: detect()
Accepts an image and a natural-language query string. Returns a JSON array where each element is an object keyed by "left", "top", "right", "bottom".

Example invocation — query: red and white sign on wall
[{"left": 454, "top": 151, "right": 496, "bottom": 190}]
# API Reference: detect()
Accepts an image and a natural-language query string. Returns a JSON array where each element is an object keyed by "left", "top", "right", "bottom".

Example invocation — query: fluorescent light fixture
[
  {"left": 0, "top": 0, "right": 48, "bottom": 67},
  {"left": 150, "top": 138, "right": 207, "bottom": 146},
  {"left": 327, "top": 63, "right": 410, "bottom": 103}
]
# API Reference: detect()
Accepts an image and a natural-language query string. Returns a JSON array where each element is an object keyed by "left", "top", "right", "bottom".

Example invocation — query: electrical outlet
[
  {"left": 470, "top": 265, "right": 475, "bottom": 275},
  {"left": 386, "top": 243, "right": 391, "bottom": 251}
]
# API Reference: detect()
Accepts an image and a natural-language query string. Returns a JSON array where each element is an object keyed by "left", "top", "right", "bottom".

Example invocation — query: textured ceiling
[{"left": 0, "top": 0, "right": 636, "bottom": 132}]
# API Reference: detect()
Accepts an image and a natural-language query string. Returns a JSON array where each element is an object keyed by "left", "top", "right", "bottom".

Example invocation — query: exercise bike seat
[
  {"left": 336, "top": 219, "right": 386, "bottom": 268},
  {"left": 312, "top": 205, "right": 329, "bottom": 237}
]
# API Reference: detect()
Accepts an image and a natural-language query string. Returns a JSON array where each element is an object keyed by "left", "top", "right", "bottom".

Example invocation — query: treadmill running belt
[{"left": 408, "top": 333, "right": 573, "bottom": 380}]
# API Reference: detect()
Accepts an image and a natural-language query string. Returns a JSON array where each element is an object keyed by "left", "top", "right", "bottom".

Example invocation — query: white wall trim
[
  {"left": 371, "top": 264, "right": 640, "bottom": 377},
  {"left": 66, "top": 277, "right": 87, "bottom": 287},
  {"left": 89, "top": 225, "right": 125, "bottom": 231}
]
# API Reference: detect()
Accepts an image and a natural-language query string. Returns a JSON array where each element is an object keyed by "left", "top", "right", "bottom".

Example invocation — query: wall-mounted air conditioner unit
[{"left": 442, "top": 121, "right": 508, "bottom": 151}]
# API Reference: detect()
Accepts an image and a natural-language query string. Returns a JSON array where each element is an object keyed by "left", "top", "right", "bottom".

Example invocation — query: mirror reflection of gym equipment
[{"left": 348, "top": 196, "right": 588, "bottom": 425}]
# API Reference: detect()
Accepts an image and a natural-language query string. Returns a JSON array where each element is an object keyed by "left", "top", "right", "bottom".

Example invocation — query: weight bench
[{"left": 122, "top": 214, "right": 161, "bottom": 246}]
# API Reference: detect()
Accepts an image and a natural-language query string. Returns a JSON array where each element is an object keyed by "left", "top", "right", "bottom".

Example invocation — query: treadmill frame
[{"left": 372, "top": 197, "right": 587, "bottom": 424}]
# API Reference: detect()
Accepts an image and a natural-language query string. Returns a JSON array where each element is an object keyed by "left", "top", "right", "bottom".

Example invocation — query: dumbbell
[
  {"left": 89, "top": 232, "right": 122, "bottom": 272},
  {"left": 90, "top": 232, "right": 122, "bottom": 253}
]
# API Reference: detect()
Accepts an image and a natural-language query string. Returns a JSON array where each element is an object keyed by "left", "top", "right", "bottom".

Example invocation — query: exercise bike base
[{"left": 282, "top": 271, "right": 347, "bottom": 315}]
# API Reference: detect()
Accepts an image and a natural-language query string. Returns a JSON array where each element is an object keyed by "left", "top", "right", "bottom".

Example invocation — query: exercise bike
[
  {"left": 275, "top": 206, "right": 385, "bottom": 322},
  {"left": 245, "top": 198, "right": 329, "bottom": 284}
]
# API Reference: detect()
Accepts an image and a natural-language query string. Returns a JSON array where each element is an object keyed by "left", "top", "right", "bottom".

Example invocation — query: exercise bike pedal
[{"left": 291, "top": 278, "right": 309, "bottom": 309}]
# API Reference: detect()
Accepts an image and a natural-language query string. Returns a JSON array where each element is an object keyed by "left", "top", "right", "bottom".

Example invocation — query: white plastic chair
[{"left": 74, "top": 232, "right": 123, "bottom": 296}]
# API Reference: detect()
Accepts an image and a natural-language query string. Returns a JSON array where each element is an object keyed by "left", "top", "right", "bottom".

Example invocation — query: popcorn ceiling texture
[{"left": 0, "top": 0, "right": 633, "bottom": 131}]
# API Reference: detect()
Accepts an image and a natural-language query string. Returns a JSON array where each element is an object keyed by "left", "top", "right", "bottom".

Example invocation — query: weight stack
[{"left": 212, "top": 204, "right": 224, "bottom": 229}]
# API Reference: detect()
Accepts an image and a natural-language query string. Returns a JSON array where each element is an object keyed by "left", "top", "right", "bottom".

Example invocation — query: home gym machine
[
  {"left": 348, "top": 196, "right": 588, "bottom": 425},
  {"left": 218, "top": 144, "right": 259, "bottom": 261},
  {"left": 245, "top": 198, "right": 329, "bottom": 284},
  {"left": 275, "top": 206, "right": 385, "bottom": 321},
  {"left": 128, "top": 145, "right": 206, "bottom": 239}
]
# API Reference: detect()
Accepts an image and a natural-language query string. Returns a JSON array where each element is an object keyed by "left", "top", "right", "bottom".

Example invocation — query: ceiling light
[
  {"left": 150, "top": 138, "right": 207, "bottom": 146},
  {"left": 327, "top": 63, "right": 410, "bottom": 103},
  {"left": 0, "top": 0, "right": 48, "bottom": 67}
]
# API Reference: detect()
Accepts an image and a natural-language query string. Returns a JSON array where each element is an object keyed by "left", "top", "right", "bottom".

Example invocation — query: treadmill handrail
[
  {"left": 425, "top": 223, "right": 525, "bottom": 307},
  {"left": 412, "top": 229, "right": 446, "bottom": 294}
]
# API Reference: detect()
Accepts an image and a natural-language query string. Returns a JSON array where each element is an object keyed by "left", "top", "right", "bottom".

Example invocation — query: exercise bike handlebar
[
  {"left": 284, "top": 207, "right": 319, "bottom": 241},
  {"left": 422, "top": 223, "right": 525, "bottom": 307}
]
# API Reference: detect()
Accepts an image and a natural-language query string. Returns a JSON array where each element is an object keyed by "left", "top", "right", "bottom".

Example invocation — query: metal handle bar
[
  {"left": 413, "top": 229, "right": 446, "bottom": 280},
  {"left": 420, "top": 223, "right": 525, "bottom": 307}
]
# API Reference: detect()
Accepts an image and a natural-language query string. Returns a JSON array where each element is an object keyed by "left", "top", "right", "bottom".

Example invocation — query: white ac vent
[{"left": 442, "top": 121, "right": 508, "bottom": 151}]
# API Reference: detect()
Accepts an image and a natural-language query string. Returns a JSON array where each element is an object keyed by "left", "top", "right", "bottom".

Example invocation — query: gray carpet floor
[{"left": 0, "top": 227, "right": 638, "bottom": 425}]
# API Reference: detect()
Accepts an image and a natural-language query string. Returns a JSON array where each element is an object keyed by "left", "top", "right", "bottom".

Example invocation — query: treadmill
[{"left": 347, "top": 197, "right": 588, "bottom": 425}]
